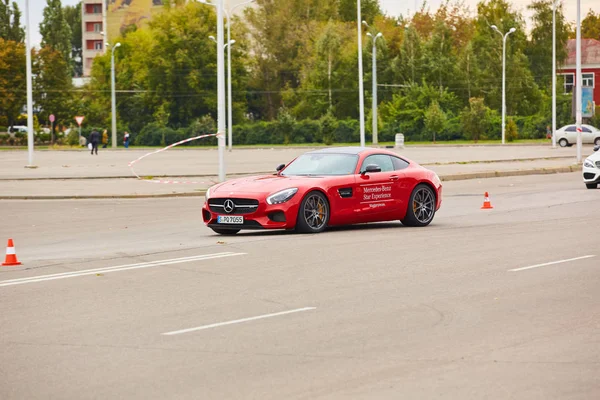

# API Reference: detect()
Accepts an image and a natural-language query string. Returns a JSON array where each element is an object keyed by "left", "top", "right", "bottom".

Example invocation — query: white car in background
[
  {"left": 556, "top": 124, "right": 600, "bottom": 147},
  {"left": 583, "top": 145, "right": 600, "bottom": 189}
]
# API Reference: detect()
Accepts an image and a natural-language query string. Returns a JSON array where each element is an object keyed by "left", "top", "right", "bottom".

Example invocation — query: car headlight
[
  {"left": 205, "top": 186, "right": 212, "bottom": 199},
  {"left": 584, "top": 159, "right": 595, "bottom": 169},
  {"left": 266, "top": 188, "right": 298, "bottom": 205}
]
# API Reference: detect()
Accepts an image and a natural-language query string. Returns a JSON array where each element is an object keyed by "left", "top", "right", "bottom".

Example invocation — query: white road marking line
[
  {"left": 509, "top": 255, "right": 596, "bottom": 272},
  {"left": 0, "top": 252, "right": 246, "bottom": 287},
  {"left": 162, "top": 307, "right": 317, "bottom": 336}
]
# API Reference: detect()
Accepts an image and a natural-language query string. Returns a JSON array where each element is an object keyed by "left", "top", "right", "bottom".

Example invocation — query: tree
[
  {"left": 424, "top": 100, "right": 447, "bottom": 142},
  {"left": 39, "top": 0, "right": 72, "bottom": 64},
  {"left": 33, "top": 46, "right": 74, "bottom": 141},
  {"left": 0, "top": 38, "right": 26, "bottom": 127},
  {"left": 337, "top": 0, "right": 380, "bottom": 23},
  {"left": 526, "top": 0, "right": 569, "bottom": 89},
  {"left": 64, "top": 2, "right": 82, "bottom": 77},
  {"left": 461, "top": 97, "right": 492, "bottom": 142},
  {"left": 0, "top": 0, "right": 24, "bottom": 42},
  {"left": 399, "top": 25, "right": 423, "bottom": 83},
  {"left": 581, "top": 10, "right": 600, "bottom": 40}
]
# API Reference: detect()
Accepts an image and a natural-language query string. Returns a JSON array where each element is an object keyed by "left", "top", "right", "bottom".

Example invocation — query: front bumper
[
  {"left": 583, "top": 164, "right": 600, "bottom": 183},
  {"left": 202, "top": 195, "right": 302, "bottom": 230}
]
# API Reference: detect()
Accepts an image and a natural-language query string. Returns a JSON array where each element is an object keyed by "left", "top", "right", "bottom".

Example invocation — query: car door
[
  {"left": 565, "top": 125, "right": 577, "bottom": 143},
  {"left": 582, "top": 126, "right": 594, "bottom": 143},
  {"left": 354, "top": 154, "right": 403, "bottom": 222}
]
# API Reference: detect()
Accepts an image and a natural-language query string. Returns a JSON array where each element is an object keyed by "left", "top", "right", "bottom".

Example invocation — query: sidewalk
[{"left": 0, "top": 145, "right": 589, "bottom": 199}]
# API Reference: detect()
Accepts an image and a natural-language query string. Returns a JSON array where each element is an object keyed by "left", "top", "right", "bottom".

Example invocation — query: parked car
[
  {"left": 583, "top": 145, "right": 600, "bottom": 189},
  {"left": 555, "top": 124, "right": 600, "bottom": 147},
  {"left": 202, "top": 147, "right": 443, "bottom": 235}
]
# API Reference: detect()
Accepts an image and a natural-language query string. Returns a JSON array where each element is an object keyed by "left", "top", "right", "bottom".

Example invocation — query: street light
[
  {"left": 24, "top": 0, "right": 34, "bottom": 166},
  {"left": 491, "top": 25, "right": 516, "bottom": 145},
  {"left": 364, "top": 22, "right": 383, "bottom": 145},
  {"left": 198, "top": 0, "right": 226, "bottom": 182},
  {"left": 107, "top": 41, "right": 121, "bottom": 148},
  {"left": 224, "top": 0, "right": 255, "bottom": 152},
  {"left": 357, "top": 0, "right": 366, "bottom": 147},
  {"left": 552, "top": 0, "right": 560, "bottom": 149}
]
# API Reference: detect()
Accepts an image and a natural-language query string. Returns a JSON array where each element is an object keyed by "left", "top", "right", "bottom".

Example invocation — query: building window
[
  {"left": 561, "top": 73, "right": 574, "bottom": 94},
  {"left": 93, "top": 4, "right": 101, "bottom": 13},
  {"left": 94, "top": 41, "right": 103, "bottom": 50},
  {"left": 94, "top": 23, "right": 102, "bottom": 32},
  {"left": 582, "top": 73, "right": 594, "bottom": 87}
]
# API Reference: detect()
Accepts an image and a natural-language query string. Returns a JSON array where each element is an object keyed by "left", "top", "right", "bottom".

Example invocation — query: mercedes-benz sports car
[{"left": 202, "top": 147, "right": 442, "bottom": 235}]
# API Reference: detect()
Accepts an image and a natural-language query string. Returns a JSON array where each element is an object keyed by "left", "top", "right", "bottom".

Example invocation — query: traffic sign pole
[{"left": 49, "top": 114, "right": 55, "bottom": 144}]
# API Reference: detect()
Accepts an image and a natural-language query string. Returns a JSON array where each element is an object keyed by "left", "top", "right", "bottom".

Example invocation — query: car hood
[
  {"left": 588, "top": 150, "right": 600, "bottom": 161},
  {"left": 210, "top": 174, "right": 324, "bottom": 195}
]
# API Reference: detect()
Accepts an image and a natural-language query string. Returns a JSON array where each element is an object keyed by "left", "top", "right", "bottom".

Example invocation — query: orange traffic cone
[
  {"left": 2, "top": 239, "right": 22, "bottom": 266},
  {"left": 481, "top": 192, "right": 494, "bottom": 209}
]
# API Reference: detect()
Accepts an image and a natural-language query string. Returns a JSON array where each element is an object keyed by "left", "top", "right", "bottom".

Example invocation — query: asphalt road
[{"left": 1, "top": 172, "right": 598, "bottom": 399}]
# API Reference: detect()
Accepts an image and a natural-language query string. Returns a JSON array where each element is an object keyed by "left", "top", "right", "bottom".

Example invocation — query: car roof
[{"left": 306, "top": 146, "right": 402, "bottom": 155}]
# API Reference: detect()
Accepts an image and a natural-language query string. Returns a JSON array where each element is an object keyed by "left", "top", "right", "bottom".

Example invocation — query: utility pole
[
  {"left": 357, "top": 0, "right": 365, "bottom": 147},
  {"left": 576, "top": 0, "right": 582, "bottom": 163}
]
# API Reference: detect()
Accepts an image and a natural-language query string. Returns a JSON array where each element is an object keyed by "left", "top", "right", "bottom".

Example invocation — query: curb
[{"left": 0, "top": 165, "right": 581, "bottom": 200}]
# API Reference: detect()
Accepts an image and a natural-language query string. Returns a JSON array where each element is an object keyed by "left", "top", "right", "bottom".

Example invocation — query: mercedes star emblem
[{"left": 223, "top": 199, "right": 235, "bottom": 213}]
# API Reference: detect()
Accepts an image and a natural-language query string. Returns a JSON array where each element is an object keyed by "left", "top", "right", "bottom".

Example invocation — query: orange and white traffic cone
[
  {"left": 2, "top": 239, "right": 22, "bottom": 266},
  {"left": 481, "top": 192, "right": 494, "bottom": 210}
]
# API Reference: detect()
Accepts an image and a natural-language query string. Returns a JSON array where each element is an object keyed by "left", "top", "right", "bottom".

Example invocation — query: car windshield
[{"left": 281, "top": 153, "right": 358, "bottom": 176}]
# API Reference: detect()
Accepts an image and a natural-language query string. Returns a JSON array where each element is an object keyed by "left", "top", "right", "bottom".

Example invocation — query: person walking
[
  {"left": 90, "top": 129, "right": 100, "bottom": 155},
  {"left": 123, "top": 131, "right": 130, "bottom": 148},
  {"left": 102, "top": 129, "right": 108, "bottom": 148}
]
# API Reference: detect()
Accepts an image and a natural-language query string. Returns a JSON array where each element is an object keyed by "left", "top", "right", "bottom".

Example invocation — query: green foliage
[
  {"left": 424, "top": 100, "right": 447, "bottom": 142},
  {"left": 581, "top": 10, "right": 600, "bottom": 40},
  {"left": 0, "top": 0, "right": 24, "bottom": 42},
  {"left": 40, "top": 0, "right": 72, "bottom": 65},
  {"left": 320, "top": 110, "right": 338, "bottom": 145},
  {"left": 461, "top": 97, "right": 493, "bottom": 142},
  {"left": 63, "top": 2, "right": 82, "bottom": 77},
  {"left": 506, "top": 118, "right": 518, "bottom": 142}
]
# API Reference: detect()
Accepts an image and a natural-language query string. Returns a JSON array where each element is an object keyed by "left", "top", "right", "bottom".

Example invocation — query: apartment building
[{"left": 81, "top": 0, "right": 105, "bottom": 77}]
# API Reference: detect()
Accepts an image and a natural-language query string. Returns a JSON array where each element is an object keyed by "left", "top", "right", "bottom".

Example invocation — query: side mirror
[
  {"left": 276, "top": 163, "right": 286, "bottom": 172},
  {"left": 361, "top": 164, "right": 381, "bottom": 174}
]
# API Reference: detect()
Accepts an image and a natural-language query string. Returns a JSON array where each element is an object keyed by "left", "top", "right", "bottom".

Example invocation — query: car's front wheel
[
  {"left": 295, "top": 191, "right": 329, "bottom": 233},
  {"left": 559, "top": 138, "right": 568, "bottom": 147},
  {"left": 211, "top": 228, "right": 240, "bottom": 235},
  {"left": 594, "top": 137, "right": 600, "bottom": 146},
  {"left": 402, "top": 184, "right": 437, "bottom": 227},
  {"left": 586, "top": 183, "right": 598, "bottom": 189}
]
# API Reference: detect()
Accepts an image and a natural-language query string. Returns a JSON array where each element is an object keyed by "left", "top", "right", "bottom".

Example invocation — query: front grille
[
  {"left": 208, "top": 198, "right": 259, "bottom": 215},
  {"left": 584, "top": 172, "right": 596, "bottom": 179}
]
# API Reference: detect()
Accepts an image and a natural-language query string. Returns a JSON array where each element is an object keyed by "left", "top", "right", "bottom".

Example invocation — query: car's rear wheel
[
  {"left": 594, "top": 137, "right": 600, "bottom": 146},
  {"left": 210, "top": 228, "right": 240, "bottom": 235},
  {"left": 586, "top": 183, "right": 598, "bottom": 189},
  {"left": 559, "top": 138, "right": 568, "bottom": 147},
  {"left": 296, "top": 191, "right": 329, "bottom": 233},
  {"left": 402, "top": 184, "right": 436, "bottom": 227}
]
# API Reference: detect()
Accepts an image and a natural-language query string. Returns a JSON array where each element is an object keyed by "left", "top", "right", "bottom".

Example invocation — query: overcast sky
[{"left": 15, "top": 0, "right": 600, "bottom": 48}]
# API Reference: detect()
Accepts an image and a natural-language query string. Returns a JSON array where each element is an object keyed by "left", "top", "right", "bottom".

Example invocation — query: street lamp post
[
  {"left": 357, "top": 0, "right": 365, "bottom": 147},
  {"left": 364, "top": 24, "right": 383, "bottom": 145},
  {"left": 552, "top": 0, "right": 559, "bottom": 148},
  {"left": 200, "top": 0, "right": 226, "bottom": 181},
  {"left": 224, "top": 0, "right": 255, "bottom": 152},
  {"left": 25, "top": 0, "right": 34, "bottom": 166},
  {"left": 576, "top": 0, "right": 582, "bottom": 163},
  {"left": 491, "top": 25, "right": 516, "bottom": 145},
  {"left": 107, "top": 42, "right": 121, "bottom": 148}
]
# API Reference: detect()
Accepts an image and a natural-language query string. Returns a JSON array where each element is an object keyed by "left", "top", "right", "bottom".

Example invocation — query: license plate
[{"left": 217, "top": 215, "right": 243, "bottom": 224}]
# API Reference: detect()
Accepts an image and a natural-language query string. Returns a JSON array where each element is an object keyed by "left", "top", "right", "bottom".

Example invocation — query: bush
[
  {"left": 506, "top": 118, "right": 518, "bottom": 142},
  {"left": 0, "top": 126, "right": 7, "bottom": 133}
]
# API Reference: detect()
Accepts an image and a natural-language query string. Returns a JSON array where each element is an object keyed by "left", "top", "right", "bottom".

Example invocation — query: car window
[
  {"left": 391, "top": 156, "right": 409, "bottom": 170},
  {"left": 565, "top": 126, "right": 576, "bottom": 132},
  {"left": 583, "top": 127, "right": 591, "bottom": 133},
  {"left": 360, "top": 154, "right": 394, "bottom": 173}
]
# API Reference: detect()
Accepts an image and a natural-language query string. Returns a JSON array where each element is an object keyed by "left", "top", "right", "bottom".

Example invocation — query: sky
[{"left": 14, "top": 0, "right": 600, "bottom": 48}]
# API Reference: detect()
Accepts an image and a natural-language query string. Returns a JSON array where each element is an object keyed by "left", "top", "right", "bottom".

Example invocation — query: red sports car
[{"left": 202, "top": 147, "right": 442, "bottom": 234}]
